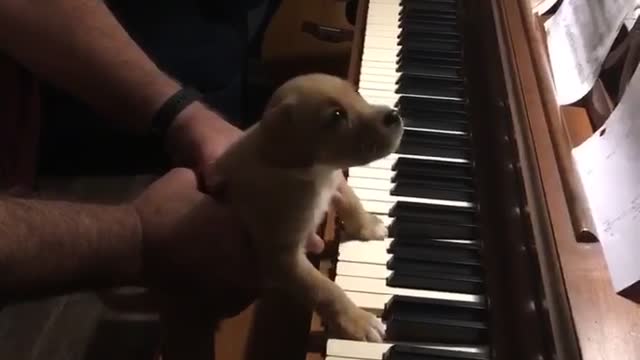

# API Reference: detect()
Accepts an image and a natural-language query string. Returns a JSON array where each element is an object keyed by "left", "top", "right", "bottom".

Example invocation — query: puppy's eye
[{"left": 330, "top": 108, "right": 348, "bottom": 124}]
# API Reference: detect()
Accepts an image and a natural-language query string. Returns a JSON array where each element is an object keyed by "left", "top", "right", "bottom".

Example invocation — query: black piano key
[
  {"left": 397, "top": 95, "right": 467, "bottom": 116},
  {"left": 400, "top": 0, "right": 458, "bottom": 15},
  {"left": 391, "top": 181, "right": 474, "bottom": 203},
  {"left": 388, "top": 241, "right": 481, "bottom": 266},
  {"left": 397, "top": 48, "right": 463, "bottom": 67},
  {"left": 398, "top": 32, "right": 462, "bottom": 52},
  {"left": 402, "top": 128, "right": 471, "bottom": 147},
  {"left": 400, "top": 107, "right": 468, "bottom": 125},
  {"left": 383, "top": 344, "right": 488, "bottom": 360},
  {"left": 399, "top": 19, "right": 462, "bottom": 39},
  {"left": 387, "top": 270, "right": 485, "bottom": 294},
  {"left": 396, "top": 74, "right": 465, "bottom": 99},
  {"left": 390, "top": 201, "right": 476, "bottom": 223},
  {"left": 389, "top": 217, "right": 477, "bottom": 239},
  {"left": 399, "top": 9, "right": 459, "bottom": 25},
  {"left": 396, "top": 61, "right": 464, "bottom": 81},
  {"left": 397, "top": 130, "right": 471, "bottom": 159},
  {"left": 382, "top": 296, "right": 488, "bottom": 344},
  {"left": 399, "top": 109, "right": 468, "bottom": 130},
  {"left": 391, "top": 158, "right": 475, "bottom": 201},
  {"left": 387, "top": 256, "right": 483, "bottom": 278},
  {"left": 393, "top": 157, "right": 473, "bottom": 178}
]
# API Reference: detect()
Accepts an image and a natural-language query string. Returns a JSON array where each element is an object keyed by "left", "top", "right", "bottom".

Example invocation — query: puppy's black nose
[{"left": 383, "top": 109, "right": 402, "bottom": 127}]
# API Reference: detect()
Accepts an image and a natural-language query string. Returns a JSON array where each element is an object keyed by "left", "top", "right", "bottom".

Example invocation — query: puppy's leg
[
  {"left": 266, "top": 248, "right": 385, "bottom": 342},
  {"left": 333, "top": 173, "right": 387, "bottom": 240}
]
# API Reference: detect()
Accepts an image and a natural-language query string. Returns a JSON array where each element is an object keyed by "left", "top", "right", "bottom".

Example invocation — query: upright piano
[{"left": 283, "top": 0, "right": 640, "bottom": 359}]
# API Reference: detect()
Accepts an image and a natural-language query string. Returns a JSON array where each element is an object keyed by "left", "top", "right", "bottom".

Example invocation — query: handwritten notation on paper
[
  {"left": 572, "top": 62, "right": 640, "bottom": 295},
  {"left": 601, "top": 195, "right": 640, "bottom": 238},
  {"left": 545, "top": 0, "right": 636, "bottom": 105}
]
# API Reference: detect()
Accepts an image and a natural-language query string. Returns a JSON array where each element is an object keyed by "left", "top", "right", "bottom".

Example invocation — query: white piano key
[
  {"left": 362, "top": 48, "right": 397, "bottom": 61},
  {"left": 368, "top": 5, "right": 401, "bottom": 16},
  {"left": 361, "top": 42, "right": 397, "bottom": 53},
  {"left": 326, "top": 339, "right": 393, "bottom": 359},
  {"left": 370, "top": 0, "right": 401, "bottom": 4},
  {"left": 344, "top": 291, "right": 392, "bottom": 314},
  {"left": 360, "top": 88, "right": 463, "bottom": 102},
  {"left": 361, "top": 199, "right": 394, "bottom": 214},
  {"left": 354, "top": 188, "right": 474, "bottom": 208},
  {"left": 358, "top": 73, "right": 397, "bottom": 85},
  {"left": 360, "top": 195, "right": 472, "bottom": 215},
  {"left": 349, "top": 167, "right": 393, "bottom": 180},
  {"left": 387, "top": 152, "right": 469, "bottom": 163},
  {"left": 359, "top": 80, "right": 397, "bottom": 93},
  {"left": 338, "top": 239, "right": 392, "bottom": 264},
  {"left": 358, "top": 90, "right": 399, "bottom": 104},
  {"left": 348, "top": 177, "right": 393, "bottom": 191},
  {"left": 365, "top": 156, "right": 396, "bottom": 169},
  {"left": 363, "top": 34, "right": 400, "bottom": 49},
  {"left": 378, "top": 215, "right": 393, "bottom": 227},
  {"left": 359, "top": 67, "right": 399, "bottom": 80},
  {"left": 365, "top": 24, "right": 402, "bottom": 34},
  {"left": 358, "top": 95, "right": 397, "bottom": 107},
  {"left": 336, "top": 261, "right": 390, "bottom": 279},
  {"left": 336, "top": 275, "right": 484, "bottom": 304},
  {"left": 326, "top": 339, "right": 487, "bottom": 359}
]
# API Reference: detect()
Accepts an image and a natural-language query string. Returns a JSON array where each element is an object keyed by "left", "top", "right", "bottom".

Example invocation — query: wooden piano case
[{"left": 478, "top": 0, "right": 640, "bottom": 359}]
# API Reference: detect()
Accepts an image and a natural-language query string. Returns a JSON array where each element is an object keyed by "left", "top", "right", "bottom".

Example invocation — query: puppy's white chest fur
[{"left": 311, "top": 169, "right": 341, "bottom": 228}]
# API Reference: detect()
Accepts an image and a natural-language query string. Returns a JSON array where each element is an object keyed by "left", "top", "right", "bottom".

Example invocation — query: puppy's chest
[{"left": 311, "top": 175, "right": 340, "bottom": 227}]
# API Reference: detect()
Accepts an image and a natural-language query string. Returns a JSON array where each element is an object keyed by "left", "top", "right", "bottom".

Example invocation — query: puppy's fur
[{"left": 205, "top": 73, "right": 403, "bottom": 341}]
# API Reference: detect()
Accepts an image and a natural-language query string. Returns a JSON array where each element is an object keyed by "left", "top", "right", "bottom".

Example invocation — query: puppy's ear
[{"left": 259, "top": 96, "right": 316, "bottom": 168}]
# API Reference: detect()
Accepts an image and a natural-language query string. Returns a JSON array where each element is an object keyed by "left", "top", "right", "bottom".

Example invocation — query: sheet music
[
  {"left": 544, "top": 0, "right": 636, "bottom": 105},
  {"left": 572, "top": 63, "right": 640, "bottom": 294}
]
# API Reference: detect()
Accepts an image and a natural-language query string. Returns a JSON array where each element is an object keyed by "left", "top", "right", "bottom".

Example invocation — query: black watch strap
[{"left": 151, "top": 87, "right": 204, "bottom": 137}]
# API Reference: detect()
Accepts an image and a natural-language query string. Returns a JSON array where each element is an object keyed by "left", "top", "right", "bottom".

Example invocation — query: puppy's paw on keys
[
  {"left": 331, "top": 308, "right": 385, "bottom": 342},
  {"left": 345, "top": 214, "right": 387, "bottom": 241}
]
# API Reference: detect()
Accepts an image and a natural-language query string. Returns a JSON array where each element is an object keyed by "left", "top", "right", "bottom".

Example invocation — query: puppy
[{"left": 205, "top": 73, "right": 403, "bottom": 342}]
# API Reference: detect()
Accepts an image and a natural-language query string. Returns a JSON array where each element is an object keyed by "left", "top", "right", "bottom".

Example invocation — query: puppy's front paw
[
  {"left": 330, "top": 308, "right": 385, "bottom": 342},
  {"left": 344, "top": 213, "right": 387, "bottom": 241}
]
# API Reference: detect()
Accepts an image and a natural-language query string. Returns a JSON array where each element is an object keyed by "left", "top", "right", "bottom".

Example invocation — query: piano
[{"left": 292, "top": 0, "right": 640, "bottom": 359}]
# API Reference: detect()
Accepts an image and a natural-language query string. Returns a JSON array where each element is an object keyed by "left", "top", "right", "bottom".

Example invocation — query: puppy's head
[{"left": 258, "top": 73, "right": 403, "bottom": 169}]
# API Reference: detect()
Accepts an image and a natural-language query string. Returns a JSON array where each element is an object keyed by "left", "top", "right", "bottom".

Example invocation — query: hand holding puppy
[
  {"left": 164, "top": 101, "right": 244, "bottom": 170},
  {"left": 131, "top": 167, "right": 327, "bottom": 319}
]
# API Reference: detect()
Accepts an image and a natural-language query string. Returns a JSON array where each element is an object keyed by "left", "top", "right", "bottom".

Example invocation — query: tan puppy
[{"left": 205, "top": 73, "right": 403, "bottom": 341}]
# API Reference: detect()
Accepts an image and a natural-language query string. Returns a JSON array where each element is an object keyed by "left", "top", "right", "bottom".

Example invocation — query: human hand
[
  {"left": 131, "top": 167, "right": 327, "bottom": 319},
  {"left": 132, "top": 167, "right": 258, "bottom": 318},
  {"left": 165, "top": 102, "right": 243, "bottom": 170}
]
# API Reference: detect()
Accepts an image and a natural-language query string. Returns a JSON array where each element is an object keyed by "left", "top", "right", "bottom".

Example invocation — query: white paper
[
  {"left": 545, "top": 0, "right": 636, "bottom": 105},
  {"left": 572, "top": 63, "right": 640, "bottom": 293},
  {"left": 623, "top": 0, "right": 640, "bottom": 29}
]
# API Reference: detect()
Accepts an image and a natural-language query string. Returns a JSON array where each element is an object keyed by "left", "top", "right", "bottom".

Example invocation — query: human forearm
[
  {"left": 0, "top": 197, "right": 142, "bottom": 298},
  {"left": 0, "top": 0, "right": 180, "bottom": 133}
]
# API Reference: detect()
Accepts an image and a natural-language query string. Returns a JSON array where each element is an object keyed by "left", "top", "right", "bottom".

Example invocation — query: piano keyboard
[{"left": 327, "top": 0, "right": 491, "bottom": 358}]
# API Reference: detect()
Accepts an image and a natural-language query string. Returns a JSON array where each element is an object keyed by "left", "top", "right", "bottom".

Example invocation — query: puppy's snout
[{"left": 383, "top": 109, "right": 402, "bottom": 128}]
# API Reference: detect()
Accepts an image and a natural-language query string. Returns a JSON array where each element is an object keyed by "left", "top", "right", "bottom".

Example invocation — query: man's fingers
[{"left": 162, "top": 167, "right": 199, "bottom": 189}]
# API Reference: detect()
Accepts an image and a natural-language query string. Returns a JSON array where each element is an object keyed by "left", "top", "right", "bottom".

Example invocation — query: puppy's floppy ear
[{"left": 259, "top": 95, "right": 317, "bottom": 168}]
